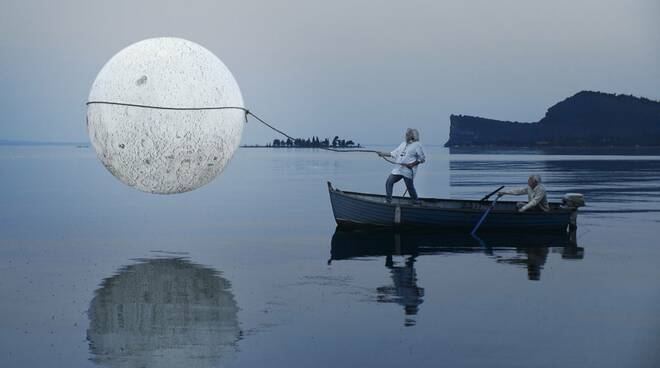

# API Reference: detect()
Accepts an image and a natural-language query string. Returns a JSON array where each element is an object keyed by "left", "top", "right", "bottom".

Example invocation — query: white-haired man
[
  {"left": 497, "top": 174, "right": 549, "bottom": 212},
  {"left": 378, "top": 128, "right": 426, "bottom": 204}
]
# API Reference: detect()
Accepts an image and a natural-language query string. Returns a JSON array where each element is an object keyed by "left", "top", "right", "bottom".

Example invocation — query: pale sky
[{"left": 1, "top": 0, "right": 658, "bottom": 145}]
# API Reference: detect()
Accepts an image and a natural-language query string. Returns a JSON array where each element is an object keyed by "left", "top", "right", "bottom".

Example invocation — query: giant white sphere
[{"left": 87, "top": 37, "right": 245, "bottom": 194}]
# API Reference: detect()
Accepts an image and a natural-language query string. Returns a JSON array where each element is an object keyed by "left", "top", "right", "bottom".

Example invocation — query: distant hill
[{"left": 444, "top": 91, "right": 660, "bottom": 147}]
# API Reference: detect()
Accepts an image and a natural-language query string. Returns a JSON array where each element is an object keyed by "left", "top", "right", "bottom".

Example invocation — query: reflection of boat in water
[
  {"left": 87, "top": 258, "right": 240, "bottom": 368},
  {"left": 328, "top": 182, "right": 578, "bottom": 230},
  {"left": 330, "top": 228, "right": 584, "bottom": 326},
  {"left": 330, "top": 228, "right": 583, "bottom": 264}
]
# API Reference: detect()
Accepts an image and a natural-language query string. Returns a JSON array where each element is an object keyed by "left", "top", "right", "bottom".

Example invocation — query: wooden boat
[{"left": 327, "top": 182, "right": 578, "bottom": 230}]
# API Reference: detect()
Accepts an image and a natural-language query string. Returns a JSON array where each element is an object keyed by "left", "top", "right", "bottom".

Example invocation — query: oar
[
  {"left": 480, "top": 185, "right": 505, "bottom": 202},
  {"left": 471, "top": 195, "right": 500, "bottom": 235},
  {"left": 470, "top": 186, "right": 504, "bottom": 234}
]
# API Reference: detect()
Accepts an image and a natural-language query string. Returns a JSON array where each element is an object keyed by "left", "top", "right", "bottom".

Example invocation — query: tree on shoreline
[{"left": 267, "top": 136, "right": 360, "bottom": 148}]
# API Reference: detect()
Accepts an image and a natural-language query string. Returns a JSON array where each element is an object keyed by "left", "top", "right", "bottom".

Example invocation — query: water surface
[{"left": 1, "top": 145, "right": 659, "bottom": 367}]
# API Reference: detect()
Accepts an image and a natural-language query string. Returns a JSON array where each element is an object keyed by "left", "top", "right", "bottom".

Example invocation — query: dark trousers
[{"left": 386, "top": 174, "right": 418, "bottom": 201}]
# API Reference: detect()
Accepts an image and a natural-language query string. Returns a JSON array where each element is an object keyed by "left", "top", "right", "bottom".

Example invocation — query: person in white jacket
[
  {"left": 378, "top": 129, "right": 426, "bottom": 203},
  {"left": 497, "top": 174, "right": 550, "bottom": 212}
]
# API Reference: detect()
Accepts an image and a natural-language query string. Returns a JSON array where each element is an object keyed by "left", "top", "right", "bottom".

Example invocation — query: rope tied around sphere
[{"left": 86, "top": 101, "right": 398, "bottom": 164}]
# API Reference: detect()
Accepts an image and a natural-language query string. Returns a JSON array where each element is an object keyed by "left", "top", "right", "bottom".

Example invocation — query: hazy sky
[{"left": 1, "top": 0, "right": 658, "bottom": 145}]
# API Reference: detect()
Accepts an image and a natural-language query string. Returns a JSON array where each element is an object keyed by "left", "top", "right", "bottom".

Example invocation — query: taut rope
[{"left": 86, "top": 101, "right": 398, "bottom": 164}]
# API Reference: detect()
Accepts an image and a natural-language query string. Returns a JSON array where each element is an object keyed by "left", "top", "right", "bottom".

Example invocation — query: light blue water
[{"left": 1, "top": 145, "right": 659, "bottom": 367}]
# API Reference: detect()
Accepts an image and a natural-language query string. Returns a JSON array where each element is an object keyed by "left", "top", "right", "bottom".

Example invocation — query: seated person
[{"left": 497, "top": 174, "right": 549, "bottom": 212}]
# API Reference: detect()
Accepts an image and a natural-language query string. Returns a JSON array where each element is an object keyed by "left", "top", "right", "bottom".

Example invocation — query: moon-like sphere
[{"left": 87, "top": 37, "right": 245, "bottom": 194}]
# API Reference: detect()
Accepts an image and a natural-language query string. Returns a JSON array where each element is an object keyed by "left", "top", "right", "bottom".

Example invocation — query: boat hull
[{"left": 328, "top": 182, "right": 575, "bottom": 231}]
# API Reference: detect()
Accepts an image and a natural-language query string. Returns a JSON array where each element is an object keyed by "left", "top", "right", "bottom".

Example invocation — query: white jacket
[
  {"left": 501, "top": 184, "right": 550, "bottom": 212},
  {"left": 389, "top": 141, "right": 426, "bottom": 179}
]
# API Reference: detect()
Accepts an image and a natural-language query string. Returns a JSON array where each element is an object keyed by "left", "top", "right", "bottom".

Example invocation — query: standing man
[
  {"left": 497, "top": 174, "right": 549, "bottom": 212},
  {"left": 378, "top": 128, "right": 426, "bottom": 203}
]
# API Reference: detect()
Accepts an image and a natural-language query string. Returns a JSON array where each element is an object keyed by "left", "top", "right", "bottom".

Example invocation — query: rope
[
  {"left": 246, "top": 110, "right": 399, "bottom": 164},
  {"left": 87, "top": 100, "right": 247, "bottom": 112},
  {"left": 242, "top": 110, "right": 295, "bottom": 140},
  {"left": 86, "top": 100, "right": 398, "bottom": 164}
]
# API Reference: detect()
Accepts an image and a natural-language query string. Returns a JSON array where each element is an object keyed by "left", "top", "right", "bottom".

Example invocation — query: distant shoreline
[
  {"left": 446, "top": 144, "right": 660, "bottom": 149},
  {"left": 4, "top": 141, "right": 659, "bottom": 153},
  {"left": 445, "top": 91, "right": 660, "bottom": 147},
  {"left": 240, "top": 145, "right": 366, "bottom": 149},
  {"left": 0, "top": 140, "right": 89, "bottom": 147}
]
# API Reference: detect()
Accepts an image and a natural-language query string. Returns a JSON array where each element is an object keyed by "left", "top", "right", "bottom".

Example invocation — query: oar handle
[{"left": 480, "top": 186, "right": 505, "bottom": 202}]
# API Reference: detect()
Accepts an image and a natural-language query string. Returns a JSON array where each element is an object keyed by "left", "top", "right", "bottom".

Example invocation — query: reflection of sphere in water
[
  {"left": 87, "top": 37, "right": 245, "bottom": 194},
  {"left": 87, "top": 258, "right": 240, "bottom": 368}
]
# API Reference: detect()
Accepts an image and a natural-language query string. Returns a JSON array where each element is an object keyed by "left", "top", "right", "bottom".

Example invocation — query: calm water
[{"left": 1, "top": 145, "right": 659, "bottom": 367}]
